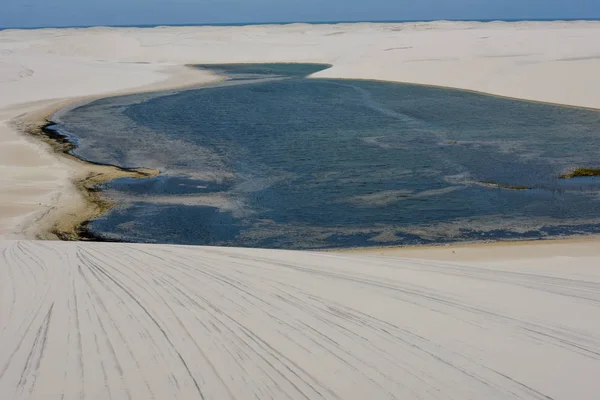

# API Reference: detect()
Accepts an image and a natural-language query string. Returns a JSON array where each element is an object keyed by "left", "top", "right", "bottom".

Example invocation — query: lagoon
[{"left": 50, "top": 64, "right": 600, "bottom": 248}]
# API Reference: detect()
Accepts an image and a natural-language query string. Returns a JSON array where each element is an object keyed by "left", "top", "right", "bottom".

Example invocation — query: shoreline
[
  {"left": 32, "top": 121, "right": 159, "bottom": 240},
  {"left": 10, "top": 65, "right": 223, "bottom": 240},
  {"left": 24, "top": 65, "right": 600, "bottom": 246},
  {"left": 332, "top": 235, "right": 600, "bottom": 260}
]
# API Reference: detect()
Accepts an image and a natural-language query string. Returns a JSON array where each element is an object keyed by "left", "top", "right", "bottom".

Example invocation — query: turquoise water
[{"left": 50, "top": 64, "right": 600, "bottom": 248}]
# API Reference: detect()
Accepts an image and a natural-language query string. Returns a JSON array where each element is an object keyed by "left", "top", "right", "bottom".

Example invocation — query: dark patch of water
[{"left": 195, "top": 63, "right": 331, "bottom": 79}]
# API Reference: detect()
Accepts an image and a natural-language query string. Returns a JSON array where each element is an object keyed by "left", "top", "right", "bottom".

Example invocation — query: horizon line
[{"left": 2, "top": 17, "right": 600, "bottom": 31}]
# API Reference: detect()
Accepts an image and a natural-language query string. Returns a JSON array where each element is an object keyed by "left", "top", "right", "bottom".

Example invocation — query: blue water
[{"left": 51, "top": 63, "right": 600, "bottom": 249}]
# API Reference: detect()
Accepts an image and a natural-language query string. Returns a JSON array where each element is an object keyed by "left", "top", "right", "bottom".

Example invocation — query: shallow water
[{"left": 52, "top": 64, "right": 600, "bottom": 248}]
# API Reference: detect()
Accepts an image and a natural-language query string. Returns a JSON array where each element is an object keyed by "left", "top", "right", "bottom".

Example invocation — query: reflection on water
[{"left": 52, "top": 64, "right": 600, "bottom": 248}]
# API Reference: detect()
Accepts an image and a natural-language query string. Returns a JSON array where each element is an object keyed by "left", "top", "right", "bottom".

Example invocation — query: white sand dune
[
  {"left": 2, "top": 240, "right": 600, "bottom": 399},
  {"left": 2, "top": 22, "right": 600, "bottom": 399}
]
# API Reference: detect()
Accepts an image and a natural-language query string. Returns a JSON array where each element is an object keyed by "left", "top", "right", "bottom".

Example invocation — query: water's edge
[
  {"left": 34, "top": 63, "right": 600, "bottom": 249},
  {"left": 26, "top": 120, "right": 158, "bottom": 241},
  {"left": 25, "top": 64, "right": 329, "bottom": 242}
]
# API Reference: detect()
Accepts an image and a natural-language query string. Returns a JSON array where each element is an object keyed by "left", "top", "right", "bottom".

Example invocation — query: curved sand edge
[{"left": 7, "top": 65, "right": 223, "bottom": 240}]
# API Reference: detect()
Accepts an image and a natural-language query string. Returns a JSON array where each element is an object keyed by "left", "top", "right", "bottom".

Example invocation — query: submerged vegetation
[{"left": 559, "top": 168, "right": 600, "bottom": 179}]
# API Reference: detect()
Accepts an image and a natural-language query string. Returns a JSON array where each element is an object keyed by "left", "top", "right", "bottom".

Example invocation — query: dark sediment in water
[{"left": 29, "top": 120, "right": 159, "bottom": 242}]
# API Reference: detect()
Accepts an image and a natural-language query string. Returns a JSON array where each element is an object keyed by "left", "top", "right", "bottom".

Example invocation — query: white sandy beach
[{"left": 2, "top": 21, "right": 600, "bottom": 399}]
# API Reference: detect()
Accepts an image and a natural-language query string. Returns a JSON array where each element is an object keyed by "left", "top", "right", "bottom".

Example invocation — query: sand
[
  {"left": 341, "top": 236, "right": 600, "bottom": 262},
  {"left": 1, "top": 240, "right": 600, "bottom": 399},
  {"left": 2, "top": 21, "right": 600, "bottom": 399}
]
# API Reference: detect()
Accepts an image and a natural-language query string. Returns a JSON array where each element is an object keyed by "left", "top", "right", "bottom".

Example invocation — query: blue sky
[{"left": 2, "top": 0, "right": 600, "bottom": 28}]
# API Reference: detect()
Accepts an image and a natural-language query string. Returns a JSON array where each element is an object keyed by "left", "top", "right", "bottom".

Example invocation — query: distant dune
[{"left": 1, "top": 22, "right": 600, "bottom": 399}]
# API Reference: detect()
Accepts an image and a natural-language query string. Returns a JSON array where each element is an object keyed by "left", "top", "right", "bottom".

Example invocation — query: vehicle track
[{"left": 1, "top": 240, "right": 599, "bottom": 399}]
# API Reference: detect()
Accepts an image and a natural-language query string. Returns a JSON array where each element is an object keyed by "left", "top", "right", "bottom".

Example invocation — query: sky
[{"left": 1, "top": 0, "right": 600, "bottom": 29}]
